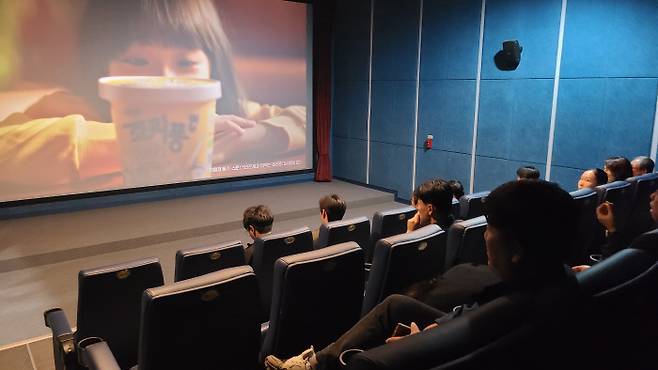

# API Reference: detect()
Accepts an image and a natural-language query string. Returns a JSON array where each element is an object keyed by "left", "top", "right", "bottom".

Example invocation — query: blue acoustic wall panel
[
  {"left": 333, "top": 0, "right": 372, "bottom": 82},
  {"left": 418, "top": 80, "right": 476, "bottom": 154},
  {"left": 369, "top": 141, "right": 414, "bottom": 197},
  {"left": 550, "top": 165, "right": 586, "bottom": 192},
  {"left": 415, "top": 149, "right": 472, "bottom": 191},
  {"left": 477, "top": 79, "right": 554, "bottom": 163},
  {"left": 420, "top": 0, "right": 482, "bottom": 80},
  {"left": 333, "top": 137, "right": 368, "bottom": 183},
  {"left": 481, "top": 0, "right": 562, "bottom": 79},
  {"left": 552, "top": 78, "right": 657, "bottom": 170},
  {"left": 371, "top": 0, "right": 421, "bottom": 81},
  {"left": 474, "top": 156, "right": 547, "bottom": 192},
  {"left": 561, "top": 0, "right": 658, "bottom": 78},
  {"left": 370, "top": 80, "right": 417, "bottom": 146},
  {"left": 333, "top": 80, "right": 369, "bottom": 141}
]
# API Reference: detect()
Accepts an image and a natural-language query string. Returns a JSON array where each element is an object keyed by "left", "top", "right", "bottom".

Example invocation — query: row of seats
[
  {"left": 56, "top": 239, "right": 658, "bottom": 370},
  {"left": 44, "top": 172, "right": 658, "bottom": 369}
]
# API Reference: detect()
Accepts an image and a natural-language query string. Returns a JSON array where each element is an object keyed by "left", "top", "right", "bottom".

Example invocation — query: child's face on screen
[{"left": 109, "top": 42, "right": 211, "bottom": 79}]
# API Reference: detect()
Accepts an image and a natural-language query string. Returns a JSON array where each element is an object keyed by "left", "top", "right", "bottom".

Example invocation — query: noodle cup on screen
[{"left": 99, "top": 76, "right": 221, "bottom": 187}]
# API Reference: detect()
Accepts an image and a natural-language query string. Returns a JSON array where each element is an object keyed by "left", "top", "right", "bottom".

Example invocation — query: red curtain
[{"left": 313, "top": 0, "right": 335, "bottom": 182}]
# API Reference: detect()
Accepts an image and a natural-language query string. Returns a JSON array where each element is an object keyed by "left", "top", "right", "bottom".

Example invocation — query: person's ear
[
  {"left": 320, "top": 209, "right": 328, "bottom": 223},
  {"left": 248, "top": 225, "right": 256, "bottom": 239},
  {"left": 426, "top": 204, "right": 435, "bottom": 218}
]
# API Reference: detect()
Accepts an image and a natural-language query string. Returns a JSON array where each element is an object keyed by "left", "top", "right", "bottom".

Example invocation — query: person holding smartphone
[{"left": 265, "top": 180, "right": 581, "bottom": 370}]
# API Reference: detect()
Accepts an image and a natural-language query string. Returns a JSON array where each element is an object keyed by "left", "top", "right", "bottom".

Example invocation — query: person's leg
[{"left": 314, "top": 294, "right": 445, "bottom": 369}]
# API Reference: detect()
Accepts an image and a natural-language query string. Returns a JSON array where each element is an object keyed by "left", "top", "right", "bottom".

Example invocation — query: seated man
[
  {"left": 266, "top": 180, "right": 579, "bottom": 370},
  {"left": 573, "top": 189, "right": 658, "bottom": 272},
  {"left": 242, "top": 205, "right": 273, "bottom": 265},
  {"left": 516, "top": 165, "right": 540, "bottom": 180},
  {"left": 312, "top": 194, "right": 347, "bottom": 243},
  {"left": 406, "top": 178, "right": 455, "bottom": 233},
  {"left": 631, "top": 156, "right": 655, "bottom": 177}
]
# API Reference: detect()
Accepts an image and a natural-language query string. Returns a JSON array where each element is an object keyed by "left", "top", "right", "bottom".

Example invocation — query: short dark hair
[
  {"left": 243, "top": 205, "right": 273, "bottom": 234},
  {"left": 586, "top": 168, "right": 608, "bottom": 187},
  {"left": 604, "top": 156, "right": 633, "bottom": 181},
  {"left": 448, "top": 180, "right": 465, "bottom": 199},
  {"left": 516, "top": 166, "right": 541, "bottom": 180},
  {"left": 633, "top": 156, "right": 655, "bottom": 174},
  {"left": 483, "top": 180, "right": 577, "bottom": 283},
  {"left": 415, "top": 179, "right": 454, "bottom": 225},
  {"left": 319, "top": 194, "right": 346, "bottom": 222}
]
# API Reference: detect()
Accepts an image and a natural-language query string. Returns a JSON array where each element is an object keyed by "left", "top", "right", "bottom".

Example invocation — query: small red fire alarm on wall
[{"left": 424, "top": 134, "right": 433, "bottom": 150}]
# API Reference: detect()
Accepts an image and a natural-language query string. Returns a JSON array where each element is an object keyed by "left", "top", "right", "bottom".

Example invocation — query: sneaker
[{"left": 264, "top": 346, "right": 315, "bottom": 370}]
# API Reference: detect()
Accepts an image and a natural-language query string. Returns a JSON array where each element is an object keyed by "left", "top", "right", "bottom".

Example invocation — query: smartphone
[{"left": 391, "top": 323, "right": 411, "bottom": 337}]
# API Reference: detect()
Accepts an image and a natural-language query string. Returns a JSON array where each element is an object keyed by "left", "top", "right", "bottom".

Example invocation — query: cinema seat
[
  {"left": 369, "top": 206, "right": 417, "bottom": 263},
  {"left": 362, "top": 224, "right": 447, "bottom": 316},
  {"left": 251, "top": 227, "right": 314, "bottom": 317},
  {"left": 79, "top": 266, "right": 262, "bottom": 370},
  {"left": 444, "top": 216, "right": 487, "bottom": 270},
  {"left": 626, "top": 173, "right": 658, "bottom": 237},
  {"left": 568, "top": 188, "right": 601, "bottom": 266},
  {"left": 316, "top": 216, "right": 371, "bottom": 252},
  {"left": 594, "top": 181, "right": 634, "bottom": 233},
  {"left": 44, "top": 258, "right": 164, "bottom": 370},
  {"left": 260, "top": 242, "right": 364, "bottom": 360},
  {"left": 174, "top": 240, "right": 246, "bottom": 282},
  {"left": 458, "top": 191, "right": 490, "bottom": 220}
]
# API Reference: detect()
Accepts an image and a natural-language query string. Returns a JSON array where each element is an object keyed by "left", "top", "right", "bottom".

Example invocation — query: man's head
[
  {"left": 448, "top": 180, "right": 465, "bottom": 200},
  {"left": 631, "top": 156, "right": 655, "bottom": 177},
  {"left": 482, "top": 180, "right": 577, "bottom": 286},
  {"left": 413, "top": 179, "right": 454, "bottom": 228},
  {"left": 243, "top": 205, "right": 273, "bottom": 240},
  {"left": 604, "top": 156, "right": 632, "bottom": 182},
  {"left": 319, "top": 194, "right": 346, "bottom": 224},
  {"left": 516, "top": 166, "right": 540, "bottom": 180}
]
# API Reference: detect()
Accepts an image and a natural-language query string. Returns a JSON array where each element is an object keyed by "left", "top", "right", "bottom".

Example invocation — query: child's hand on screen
[{"left": 213, "top": 114, "right": 256, "bottom": 137}]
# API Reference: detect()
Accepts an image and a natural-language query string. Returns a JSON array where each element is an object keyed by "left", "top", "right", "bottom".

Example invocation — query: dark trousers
[{"left": 315, "top": 294, "right": 445, "bottom": 370}]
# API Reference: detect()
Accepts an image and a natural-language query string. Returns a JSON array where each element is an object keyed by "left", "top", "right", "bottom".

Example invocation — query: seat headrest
[
  {"left": 80, "top": 257, "right": 161, "bottom": 278},
  {"left": 259, "top": 227, "right": 312, "bottom": 243},
  {"left": 323, "top": 216, "right": 370, "bottom": 230},
  {"left": 377, "top": 224, "right": 442, "bottom": 247},
  {"left": 145, "top": 265, "right": 254, "bottom": 299},
  {"left": 277, "top": 242, "right": 362, "bottom": 267},
  {"left": 176, "top": 240, "right": 244, "bottom": 258},
  {"left": 569, "top": 188, "right": 597, "bottom": 200}
]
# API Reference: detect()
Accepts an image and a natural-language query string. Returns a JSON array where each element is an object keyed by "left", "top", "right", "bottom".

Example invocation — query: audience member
[
  {"left": 631, "top": 156, "right": 655, "bottom": 177},
  {"left": 406, "top": 179, "right": 455, "bottom": 232},
  {"left": 577, "top": 168, "right": 608, "bottom": 190},
  {"left": 603, "top": 156, "right": 633, "bottom": 182},
  {"left": 448, "top": 179, "right": 465, "bottom": 200},
  {"left": 242, "top": 205, "right": 273, "bottom": 264},
  {"left": 265, "top": 180, "right": 579, "bottom": 370},
  {"left": 312, "top": 194, "right": 346, "bottom": 242},
  {"left": 516, "top": 166, "right": 540, "bottom": 180},
  {"left": 572, "top": 189, "right": 658, "bottom": 272}
]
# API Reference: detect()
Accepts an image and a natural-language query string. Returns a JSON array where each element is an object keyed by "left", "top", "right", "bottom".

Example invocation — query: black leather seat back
[
  {"left": 451, "top": 198, "right": 461, "bottom": 219},
  {"left": 362, "top": 224, "right": 447, "bottom": 315},
  {"left": 568, "top": 188, "right": 601, "bottom": 265},
  {"left": 626, "top": 173, "right": 658, "bottom": 237},
  {"left": 369, "top": 207, "right": 417, "bottom": 263},
  {"left": 262, "top": 243, "right": 364, "bottom": 360},
  {"left": 316, "top": 216, "right": 371, "bottom": 251},
  {"left": 174, "top": 240, "right": 246, "bottom": 282},
  {"left": 458, "top": 191, "right": 490, "bottom": 220},
  {"left": 594, "top": 180, "right": 634, "bottom": 233},
  {"left": 75, "top": 258, "right": 164, "bottom": 370},
  {"left": 251, "top": 227, "right": 314, "bottom": 316},
  {"left": 445, "top": 216, "right": 487, "bottom": 270},
  {"left": 138, "top": 266, "right": 262, "bottom": 370}
]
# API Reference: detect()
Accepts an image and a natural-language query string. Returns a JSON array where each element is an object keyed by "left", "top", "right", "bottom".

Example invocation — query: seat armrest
[
  {"left": 78, "top": 338, "right": 122, "bottom": 370},
  {"left": 44, "top": 308, "right": 77, "bottom": 370}
]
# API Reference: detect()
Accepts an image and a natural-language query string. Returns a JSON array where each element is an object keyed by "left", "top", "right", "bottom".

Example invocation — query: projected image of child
[{"left": 0, "top": 0, "right": 306, "bottom": 201}]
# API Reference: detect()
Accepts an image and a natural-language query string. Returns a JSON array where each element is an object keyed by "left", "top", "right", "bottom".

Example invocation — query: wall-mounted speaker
[{"left": 494, "top": 40, "right": 523, "bottom": 71}]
